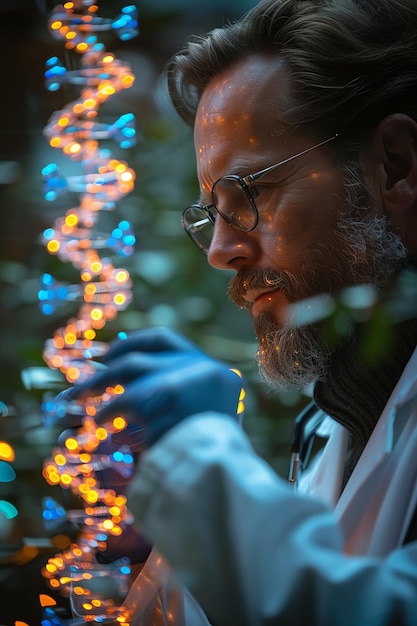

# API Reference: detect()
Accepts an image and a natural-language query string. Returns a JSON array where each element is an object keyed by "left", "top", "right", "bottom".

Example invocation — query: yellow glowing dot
[
  {"left": 79, "top": 453, "right": 91, "bottom": 463},
  {"left": 50, "top": 137, "right": 61, "bottom": 148},
  {"left": 95, "top": 427, "right": 108, "bottom": 441},
  {"left": 84, "top": 284, "right": 96, "bottom": 295},
  {"left": 64, "top": 332, "right": 76, "bottom": 345},
  {"left": 50, "top": 20, "right": 62, "bottom": 30},
  {"left": 92, "top": 599, "right": 102, "bottom": 607},
  {"left": 100, "top": 84, "right": 115, "bottom": 96},
  {"left": 54, "top": 454, "right": 66, "bottom": 466},
  {"left": 90, "top": 308, "right": 103, "bottom": 321},
  {"left": 90, "top": 261, "right": 102, "bottom": 273},
  {"left": 68, "top": 142, "right": 81, "bottom": 154},
  {"left": 113, "top": 162, "right": 126, "bottom": 172},
  {"left": 65, "top": 213, "right": 78, "bottom": 227},
  {"left": 116, "top": 270, "right": 129, "bottom": 283},
  {"left": 82, "top": 603, "right": 93, "bottom": 610},
  {"left": 110, "top": 525, "right": 123, "bottom": 536},
  {"left": 81, "top": 271, "right": 92, "bottom": 282},
  {"left": 115, "top": 495, "right": 127, "bottom": 506},
  {"left": 65, "top": 30, "right": 76, "bottom": 40},
  {"left": 239, "top": 388, "right": 246, "bottom": 401},
  {"left": 58, "top": 116, "right": 69, "bottom": 127},
  {"left": 84, "top": 329, "right": 96, "bottom": 340},
  {"left": 113, "top": 416, "right": 127, "bottom": 431},
  {"left": 47, "top": 472, "right": 60, "bottom": 485},
  {"left": 0, "top": 442, "right": 14, "bottom": 462},
  {"left": 122, "top": 74, "right": 135, "bottom": 87},
  {"left": 46, "top": 563, "right": 57, "bottom": 573},
  {"left": 114, "top": 293, "right": 126, "bottom": 306},
  {"left": 113, "top": 384, "right": 125, "bottom": 395},
  {"left": 109, "top": 506, "right": 121, "bottom": 516},
  {"left": 67, "top": 367, "right": 80, "bottom": 382},
  {"left": 102, "top": 54, "right": 115, "bottom": 63},
  {"left": 85, "top": 491, "right": 98, "bottom": 504},
  {"left": 63, "top": 2, "right": 74, "bottom": 8},
  {"left": 76, "top": 42, "right": 88, "bottom": 52},
  {"left": 102, "top": 519, "right": 114, "bottom": 530},
  {"left": 83, "top": 98, "right": 96, "bottom": 109},
  {"left": 60, "top": 474, "right": 72, "bottom": 486},
  {"left": 237, "top": 401, "right": 245, "bottom": 415},
  {"left": 47, "top": 240, "right": 60, "bottom": 254}
]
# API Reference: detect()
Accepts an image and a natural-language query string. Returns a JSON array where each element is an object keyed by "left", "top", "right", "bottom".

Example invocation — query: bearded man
[{"left": 61, "top": 1, "right": 417, "bottom": 624}]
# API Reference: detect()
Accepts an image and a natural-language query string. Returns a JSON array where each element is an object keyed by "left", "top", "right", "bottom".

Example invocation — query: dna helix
[{"left": 37, "top": 2, "right": 140, "bottom": 624}]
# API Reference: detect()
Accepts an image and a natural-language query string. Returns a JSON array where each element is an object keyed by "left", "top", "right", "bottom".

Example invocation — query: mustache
[{"left": 228, "top": 268, "right": 297, "bottom": 308}]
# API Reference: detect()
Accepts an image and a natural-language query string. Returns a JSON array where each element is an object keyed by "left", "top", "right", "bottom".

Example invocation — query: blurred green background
[{"left": 0, "top": 1, "right": 306, "bottom": 622}]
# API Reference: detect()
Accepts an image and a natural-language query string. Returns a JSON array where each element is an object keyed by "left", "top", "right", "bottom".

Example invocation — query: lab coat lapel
[{"left": 335, "top": 347, "right": 417, "bottom": 555}]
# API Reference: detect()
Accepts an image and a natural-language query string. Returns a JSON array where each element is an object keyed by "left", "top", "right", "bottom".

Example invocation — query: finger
[
  {"left": 64, "top": 351, "right": 177, "bottom": 401},
  {"left": 104, "top": 326, "right": 200, "bottom": 362}
]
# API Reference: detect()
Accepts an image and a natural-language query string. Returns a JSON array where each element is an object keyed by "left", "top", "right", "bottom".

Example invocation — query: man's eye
[{"left": 248, "top": 185, "right": 260, "bottom": 199}]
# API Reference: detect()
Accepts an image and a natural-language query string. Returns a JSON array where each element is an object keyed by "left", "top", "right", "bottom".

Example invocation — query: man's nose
[{"left": 207, "top": 215, "right": 258, "bottom": 270}]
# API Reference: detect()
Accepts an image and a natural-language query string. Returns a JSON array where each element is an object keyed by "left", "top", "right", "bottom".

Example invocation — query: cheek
[{"left": 258, "top": 189, "right": 343, "bottom": 267}]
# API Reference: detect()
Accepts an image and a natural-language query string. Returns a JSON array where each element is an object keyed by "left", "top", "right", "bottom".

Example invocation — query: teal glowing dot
[
  {"left": 0, "top": 461, "right": 15, "bottom": 482},
  {"left": 45, "top": 191, "right": 57, "bottom": 202},
  {"left": 0, "top": 500, "right": 18, "bottom": 519}
]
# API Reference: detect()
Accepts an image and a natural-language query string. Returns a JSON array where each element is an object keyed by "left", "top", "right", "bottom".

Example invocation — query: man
[{"left": 64, "top": 0, "right": 417, "bottom": 624}]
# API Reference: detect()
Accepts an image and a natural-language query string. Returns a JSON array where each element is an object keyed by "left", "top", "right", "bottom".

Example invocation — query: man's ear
[{"left": 366, "top": 113, "right": 417, "bottom": 217}]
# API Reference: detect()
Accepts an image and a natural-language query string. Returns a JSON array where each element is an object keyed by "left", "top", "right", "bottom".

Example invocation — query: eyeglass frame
[{"left": 182, "top": 133, "right": 339, "bottom": 253}]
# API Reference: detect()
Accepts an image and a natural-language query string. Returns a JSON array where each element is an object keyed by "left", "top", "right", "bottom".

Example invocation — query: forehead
[
  {"left": 195, "top": 54, "right": 292, "bottom": 153},
  {"left": 194, "top": 55, "right": 294, "bottom": 182}
]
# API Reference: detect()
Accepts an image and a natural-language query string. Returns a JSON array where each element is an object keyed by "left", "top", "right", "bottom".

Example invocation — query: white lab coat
[{"left": 124, "top": 346, "right": 417, "bottom": 625}]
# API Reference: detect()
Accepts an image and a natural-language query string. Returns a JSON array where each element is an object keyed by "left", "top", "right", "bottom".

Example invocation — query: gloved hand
[{"left": 63, "top": 326, "right": 244, "bottom": 447}]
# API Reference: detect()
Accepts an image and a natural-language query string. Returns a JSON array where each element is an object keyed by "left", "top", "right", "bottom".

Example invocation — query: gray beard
[{"left": 230, "top": 165, "right": 408, "bottom": 392}]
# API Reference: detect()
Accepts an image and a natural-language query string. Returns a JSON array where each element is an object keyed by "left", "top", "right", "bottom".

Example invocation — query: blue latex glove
[{"left": 64, "top": 327, "right": 244, "bottom": 447}]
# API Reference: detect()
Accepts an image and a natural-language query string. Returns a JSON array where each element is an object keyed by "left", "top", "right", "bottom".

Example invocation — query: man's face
[{"left": 194, "top": 54, "right": 406, "bottom": 390}]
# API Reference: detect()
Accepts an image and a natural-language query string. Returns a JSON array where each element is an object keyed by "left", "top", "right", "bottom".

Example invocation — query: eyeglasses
[{"left": 182, "top": 134, "right": 338, "bottom": 253}]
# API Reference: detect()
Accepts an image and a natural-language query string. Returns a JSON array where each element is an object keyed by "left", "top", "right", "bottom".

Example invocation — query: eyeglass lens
[
  {"left": 212, "top": 176, "right": 256, "bottom": 231},
  {"left": 182, "top": 205, "right": 214, "bottom": 252}
]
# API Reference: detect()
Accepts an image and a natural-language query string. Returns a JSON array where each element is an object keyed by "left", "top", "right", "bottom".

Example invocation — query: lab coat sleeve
[{"left": 131, "top": 413, "right": 417, "bottom": 626}]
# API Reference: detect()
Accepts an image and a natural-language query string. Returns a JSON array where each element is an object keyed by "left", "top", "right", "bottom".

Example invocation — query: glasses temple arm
[{"left": 245, "top": 133, "right": 339, "bottom": 184}]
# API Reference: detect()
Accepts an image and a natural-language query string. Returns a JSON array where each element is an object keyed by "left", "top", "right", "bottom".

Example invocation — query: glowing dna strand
[{"left": 39, "top": 2, "right": 139, "bottom": 624}]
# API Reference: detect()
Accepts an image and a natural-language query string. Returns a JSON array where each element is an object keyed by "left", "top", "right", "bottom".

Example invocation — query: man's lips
[{"left": 245, "top": 289, "right": 290, "bottom": 318}]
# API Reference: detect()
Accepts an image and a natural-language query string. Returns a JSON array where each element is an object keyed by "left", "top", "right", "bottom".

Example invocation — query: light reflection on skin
[{"left": 192, "top": 53, "right": 406, "bottom": 390}]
